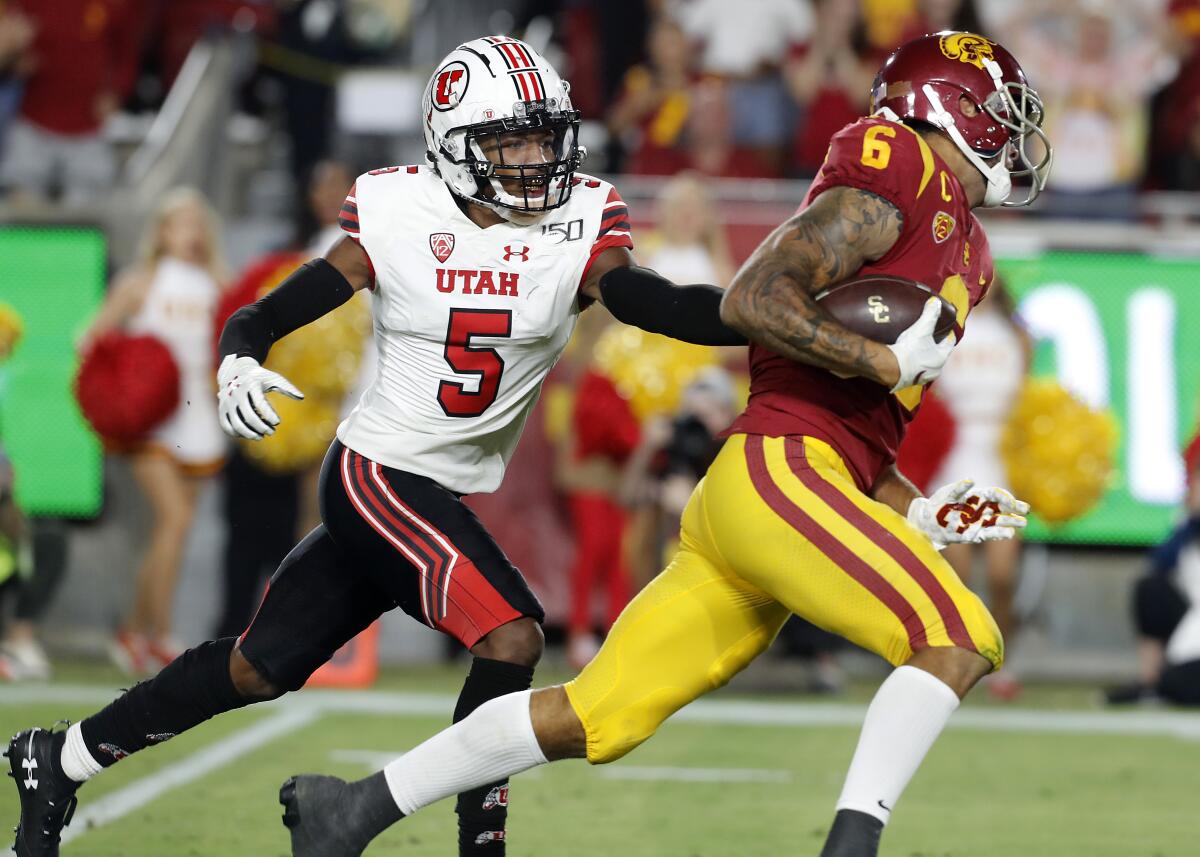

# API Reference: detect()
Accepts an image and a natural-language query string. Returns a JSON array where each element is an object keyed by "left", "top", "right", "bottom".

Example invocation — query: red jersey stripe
[
  {"left": 785, "top": 438, "right": 976, "bottom": 651},
  {"left": 744, "top": 436, "right": 929, "bottom": 651}
]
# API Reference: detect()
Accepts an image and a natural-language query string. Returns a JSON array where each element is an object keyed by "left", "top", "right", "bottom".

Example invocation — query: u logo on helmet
[
  {"left": 939, "top": 33, "right": 996, "bottom": 70},
  {"left": 432, "top": 61, "right": 470, "bottom": 111}
]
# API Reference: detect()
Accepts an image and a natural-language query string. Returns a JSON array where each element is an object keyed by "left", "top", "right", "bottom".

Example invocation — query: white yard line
[
  {"left": 600, "top": 766, "right": 790, "bottom": 784},
  {"left": 0, "top": 684, "right": 1195, "bottom": 847},
  {"left": 60, "top": 706, "right": 319, "bottom": 844}
]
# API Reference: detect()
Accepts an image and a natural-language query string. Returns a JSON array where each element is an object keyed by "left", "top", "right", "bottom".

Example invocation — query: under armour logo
[
  {"left": 22, "top": 756, "right": 38, "bottom": 790},
  {"left": 503, "top": 243, "right": 530, "bottom": 263},
  {"left": 475, "top": 830, "right": 506, "bottom": 845}
]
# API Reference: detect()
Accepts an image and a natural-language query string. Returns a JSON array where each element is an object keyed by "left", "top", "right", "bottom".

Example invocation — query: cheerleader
[{"left": 81, "top": 188, "right": 228, "bottom": 674}]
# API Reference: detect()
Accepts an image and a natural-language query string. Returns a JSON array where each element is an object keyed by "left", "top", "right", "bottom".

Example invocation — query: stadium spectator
[
  {"left": 678, "top": 0, "right": 812, "bottom": 174},
  {"left": 641, "top": 172, "right": 735, "bottom": 287},
  {"left": 0, "top": 0, "right": 143, "bottom": 204},
  {"left": 606, "top": 16, "right": 694, "bottom": 176},
  {"left": 687, "top": 78, "right": 781, "bottom": 178},
  {"left": 928, "top": 281, "right": 1030, "bottom": 700},
  {"left": 0, "top": 2, "right": 32, "bottom": 154},
  {"left": 81, "top": 188, "right": 228, "bottom": 674},
  {"left": 900, "top": 0, "right": 985, "bottom": 41},
  {"left": 1152, "top": 0, "right": 1200, "bottom": 190},
  {"left": 1105, "top": 434, "right": 1200, "bottom": 707},
  {"left": 555, "top": 311, "right": 640, "bottom": 669},
  {"left": 1001, "top": 0, "right": 1175, "bottom": 219},
  {"left": 784, "top": 0, "right": 873, "bottom": 177},
  {"left": 215, "top": 160, "right": 357, "bottom": 639}
]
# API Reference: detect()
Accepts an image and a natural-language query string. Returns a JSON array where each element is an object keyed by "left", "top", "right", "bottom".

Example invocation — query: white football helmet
[{"left": 422, "top": 36, "right": 586, "bottom": 222}]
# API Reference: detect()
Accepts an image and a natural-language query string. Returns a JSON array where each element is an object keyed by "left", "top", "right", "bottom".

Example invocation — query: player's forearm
[
  {"left": 218, "top": 258, "right": 354, "bottom": 363},
  {"left": 720, "top": 263, "right": 899, "bottom": 385},
  {"left": 870, "top": 465, "right": 922, "bottom": 517},
  {"left": 599, "top": 265, "right": 747, "bottom": 346},
  {"left": 719, "top": 188, "right": 904, "bottom": 386}
]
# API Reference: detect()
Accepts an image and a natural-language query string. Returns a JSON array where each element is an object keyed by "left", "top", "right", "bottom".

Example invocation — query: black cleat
[
  {"left": 7, "top": 729, "right": 79, "bottom": 857},
  {"left": 280, "top": 775, "right": 368, "bottom": 857}
]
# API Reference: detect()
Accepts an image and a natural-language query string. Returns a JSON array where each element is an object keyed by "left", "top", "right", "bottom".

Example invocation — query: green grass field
[{"left": 1, "top": 663, "right": 1196, "bottom": 856}]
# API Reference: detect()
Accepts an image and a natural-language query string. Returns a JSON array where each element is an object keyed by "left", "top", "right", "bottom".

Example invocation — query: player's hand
[
  {"left": 216, "top": 354, "right": 303, "bottom": 440},
  {"left": 886, "top": 297, "right": 956, "bottom": 392},
  {"left": 906, "top": 479, "right": 1030, "bottom": 548}
]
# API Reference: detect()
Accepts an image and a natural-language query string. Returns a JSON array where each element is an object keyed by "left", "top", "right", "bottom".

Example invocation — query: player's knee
[
  {"left": 472, "top": 618, "right": 544, "bottom": 667},
  {"left": 229, "top": 647, "right": 284, "bottom": 701}
]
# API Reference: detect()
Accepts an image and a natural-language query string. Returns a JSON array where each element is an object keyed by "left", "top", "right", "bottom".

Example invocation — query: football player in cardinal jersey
[
  {"left": 251, "top": 31, "right": 1053, "bottom": 857},
  {"left": 5, "top": 37, "right": 745, "bottom": 857}
]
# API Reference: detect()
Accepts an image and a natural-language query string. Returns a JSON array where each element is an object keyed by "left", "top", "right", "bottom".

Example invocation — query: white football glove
[
  {"left": 907, "top": 478, "right": 1030, "bottom": 549},
  {"left": 886, "top": 297, "right": 956, "bottom": 392},
  {"left": 216, "top": 354, "right": 303, "bottom": 440}
]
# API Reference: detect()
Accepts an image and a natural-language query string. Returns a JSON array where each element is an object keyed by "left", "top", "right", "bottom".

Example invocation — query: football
[{"left": 814, "top": 274, "right": 956, "bottom": 345}]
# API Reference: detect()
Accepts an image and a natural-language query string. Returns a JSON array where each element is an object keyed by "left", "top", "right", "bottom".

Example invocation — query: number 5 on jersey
[{"left": 438, "top": 308, "right": 513, "bottom": 417}]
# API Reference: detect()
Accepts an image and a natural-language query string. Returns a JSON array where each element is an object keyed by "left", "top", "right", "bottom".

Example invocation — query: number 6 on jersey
[{"left": 437, "top": 308, "right": 513, "bottom": 417}]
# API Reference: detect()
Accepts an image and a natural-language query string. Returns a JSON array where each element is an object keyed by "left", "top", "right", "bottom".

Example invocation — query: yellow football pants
[{"left": 564, "top": 434, "right": 1002, "bottom": 764}]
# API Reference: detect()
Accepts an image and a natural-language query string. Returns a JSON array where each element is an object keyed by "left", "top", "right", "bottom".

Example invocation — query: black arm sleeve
[
  {"left": 218, "top": 258, "right": 355, "bottom": 363},
  {"left": 598, "top": 265, "right": 747, "bottom": 346}
]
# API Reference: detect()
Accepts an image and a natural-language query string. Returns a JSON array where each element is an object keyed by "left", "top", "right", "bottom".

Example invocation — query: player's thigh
[
  {"left": 237, "top": 524, "right": 387, "bottom": 691},
  {"left": 703, "top": 435, "right": 1002, "bottom": 670},
  {"left": 323, "top": 441, "right": 544, "bottom": 649},
  {"left": 565, "top": 543, "right": 789, "bottom": 764}
]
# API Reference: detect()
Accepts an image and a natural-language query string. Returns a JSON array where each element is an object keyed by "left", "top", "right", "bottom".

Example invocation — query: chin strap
[{"left": 919, "top": 84, "right": 1012, "bottom": 207}]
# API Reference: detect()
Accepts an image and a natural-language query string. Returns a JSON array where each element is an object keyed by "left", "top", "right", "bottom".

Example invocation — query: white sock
[
  {"left": 60, "top": 722, "right": 103, "bottom": 783},
  {"left": 383, "top": 689, "right": 548, "bottom": 817},
  {"left": 835, "top": 665, "right": 960, "bottom": 824}
]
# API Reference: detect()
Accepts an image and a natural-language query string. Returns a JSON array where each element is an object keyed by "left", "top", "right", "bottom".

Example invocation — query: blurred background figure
[
  {"left": 0, "top": 0, "right": 141, "bottom": 205},
  {"left": 640, "top": 172, "right": 735, "bottom": 287},
  {"left": 556, "top": 310, "right": 640, "bottom": 670},
  {"left": 606, "top": 15, "right": 694, "bottom": 176},
  {"left": 784, "top": 0, "right": 873, "bottom": 178},
  {"left": 80, "top": 188, "right": 228, "bottom": 674},
  {"left": 0, "top": 1, "right": 33, "bottom": 157},
  {"left": 214, "top": 160, "right": 356, "bottom": 640},
  {"left": 1001, "top": 0, "right": 1176, "bottom": 220},
  {"left": 679, "top": 0, "right": 810, "bottom": 175},
  {"left": 926, "top": 281, "right": 1030, "bottom": 700},
  {"left": 1106, "top": 433, "right": 1200, "bottom": 707}
]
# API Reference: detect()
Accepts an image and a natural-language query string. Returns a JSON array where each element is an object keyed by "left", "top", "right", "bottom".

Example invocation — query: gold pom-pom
[
  {"left": 0, "top": 302, "right": 24, "bottom": 362},
  {"left": 1000, "top": 380, "right": 1119, "bottom": 525},
  {"left": 592, "top": 327, "right": 716, "bottom": 420},
  {"left": 238, "top": 396, "right": 340, "bottom": 474},
  {"left": 266, "top": 293, "right": 370, "bottom": 399}
]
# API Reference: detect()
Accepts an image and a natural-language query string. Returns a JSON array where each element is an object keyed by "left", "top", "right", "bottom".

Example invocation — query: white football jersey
[{"left": 335, "top": 165, "right": 633, "bottom": 493}]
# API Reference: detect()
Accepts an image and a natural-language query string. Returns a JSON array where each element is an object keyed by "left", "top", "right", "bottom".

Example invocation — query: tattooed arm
[{"left": 719, "top": 185, "right": 904, "bottom": 387}]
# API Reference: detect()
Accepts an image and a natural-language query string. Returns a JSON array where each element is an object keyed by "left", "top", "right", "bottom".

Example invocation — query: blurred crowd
[
  {"left": 531, "top": 0, "right": 1200, "bottom": 214},
  {"left": 4, "top": 1, "right": 1200, "bottom": 214}
]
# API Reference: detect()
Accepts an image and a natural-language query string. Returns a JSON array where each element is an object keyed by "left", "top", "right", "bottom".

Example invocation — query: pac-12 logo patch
[
  {"left": 430, "top": 232, "right": 456, "bottom": 263},
  {"left": 432, "top": 61, "right": 469, "bottom": 111},
  {"left": 932, "top": 211, "right": 956, "bottom": 244}
]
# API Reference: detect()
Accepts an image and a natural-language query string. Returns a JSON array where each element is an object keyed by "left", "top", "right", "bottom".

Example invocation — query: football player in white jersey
[{"left": 6, "top": 36, "right": 743, "bottom": 857}]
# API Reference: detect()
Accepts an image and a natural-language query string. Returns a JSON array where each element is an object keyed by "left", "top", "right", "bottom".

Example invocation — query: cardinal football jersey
[
  {"left": 335, "top": 166, "right": 632, "bottom": 493},
  {"left": 728, "top": 116, "right": 995, "bottom": 491}
]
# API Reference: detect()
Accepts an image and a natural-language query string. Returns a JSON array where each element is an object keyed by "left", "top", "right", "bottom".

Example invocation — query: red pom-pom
[
  {"left": 212, "top": 251, "right": 307, "bottom": 363},
  {"left": 75, "top": 332, "right": 180, "bottom": 444},
  {"left": 896, "top": 391, "right": 957, "bottom": 494}
]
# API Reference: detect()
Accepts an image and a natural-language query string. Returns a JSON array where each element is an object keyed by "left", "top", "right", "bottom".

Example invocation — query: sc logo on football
[{"left": 432, "top": 61, "right": 470, "bottom": 111}]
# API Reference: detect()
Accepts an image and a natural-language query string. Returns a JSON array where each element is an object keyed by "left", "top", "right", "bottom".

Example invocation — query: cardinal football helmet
[
  {"left": 423, "top": 36, "right": 585, "bottom": 222},
  {"left": 870, "top": 31, "right": 1052, "bottom": 207}
]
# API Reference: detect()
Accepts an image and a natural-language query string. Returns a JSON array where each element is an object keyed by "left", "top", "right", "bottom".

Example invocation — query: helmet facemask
[
  {"left": 979, "top": 81, "right": 1052, "bottom": 207},
  {"left": 438, "top": 104, "right": 586, "bottom": 224},
  {"left": 919, "top": 64, "right": 1052, "bottom": 207}
]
